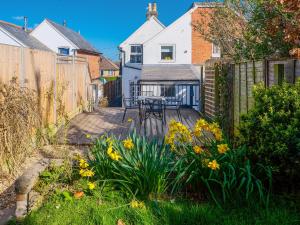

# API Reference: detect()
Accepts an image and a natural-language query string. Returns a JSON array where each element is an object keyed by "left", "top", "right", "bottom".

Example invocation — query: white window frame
[
  {"left": 130, "top": 44, "right": 143, "bottom": 64},
  {"left": 160, "top": 44, "right": 176, "bottom": 63},
  {"left": 212, "top": 43, "right": 221, "bottom": 58}
]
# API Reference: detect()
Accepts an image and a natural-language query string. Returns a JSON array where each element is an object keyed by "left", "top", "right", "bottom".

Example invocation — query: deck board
[{"left": 59, "top": 107, "right": 201, "bottom": 145}]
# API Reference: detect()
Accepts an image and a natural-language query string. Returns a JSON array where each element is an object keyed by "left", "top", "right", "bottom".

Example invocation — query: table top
[{"left": 137, "top": 96, "right": 166, "bottom": 101}]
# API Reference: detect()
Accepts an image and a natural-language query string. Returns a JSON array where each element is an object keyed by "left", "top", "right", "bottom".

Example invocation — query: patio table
[{"left": 137, "top": 96, "right": 166, "bottom": 125}]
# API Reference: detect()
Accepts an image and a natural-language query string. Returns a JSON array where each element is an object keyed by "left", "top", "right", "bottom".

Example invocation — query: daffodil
[
  {"left": 193, "top": 146, "right": 204, "bottom": 154},
  {"left": 87, "top": 182, "right": 96, "bottom": 190},
  {"left": 127, "top": 118, "right": 133, "bottom": 122},
  {"left": 86, "top": 134, "right": 91, "bottom": 139},
  {"left": 123, "top": 138, "right": 134, "bottom": 150},
  {"left": 80, "top": 169, "right": 95, "bottom": 177},
  {"left": 79, "top": 159, "right": 89, "bottom": 169},
  {"left": 217, "top": 144, "right": 229, "bottom": 154},
  {"left": 130, "top": 200, "right": 145, "bottom": 209},
  {"left": 208, "top": 160, "right": 220, "bottom": 170}
]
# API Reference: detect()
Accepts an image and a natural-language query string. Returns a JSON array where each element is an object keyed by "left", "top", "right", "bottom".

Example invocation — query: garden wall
[
  {"left": 0, "top": 44, "right": 93, "bottom": 125},
  {"left": 204, "top": 58, "right": 300, "bottom": 134}
]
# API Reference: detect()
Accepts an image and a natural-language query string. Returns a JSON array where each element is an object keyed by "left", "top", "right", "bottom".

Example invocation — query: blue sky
[{"left": 1, "top": 0, "right": 204, "bottom": 60}]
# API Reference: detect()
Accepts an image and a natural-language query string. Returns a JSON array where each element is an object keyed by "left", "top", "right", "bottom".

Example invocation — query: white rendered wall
[
  {"left": 0, "top": 29, "right": 21, "bottom": 46},
  {"left": 31, "top": 20, "right": 77, "bottom": 54},
  {"left": 143, "top": 10, "right": 192, "bottom": 65},
  {"left": 119, "top": 17, "right": 165, "bottom": 68},
  {"left": 122, "top": 67, "right": 141, "bottom": 99}
]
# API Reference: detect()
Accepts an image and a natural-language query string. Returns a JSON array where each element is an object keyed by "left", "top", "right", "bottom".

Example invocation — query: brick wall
[
  {"left": 77, "top": 50, "right": 100, "bottom": 80},
  {"left": 191, "top": 8, "right": 214, "bottom": 64}
]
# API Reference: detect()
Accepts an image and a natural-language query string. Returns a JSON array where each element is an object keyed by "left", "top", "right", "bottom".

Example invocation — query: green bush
[
  {"left": 89, "top": 132, "right": 175, "bottom": 199},
  {"left": 238, "top": 82, "right": 300, "bottom": 183}
]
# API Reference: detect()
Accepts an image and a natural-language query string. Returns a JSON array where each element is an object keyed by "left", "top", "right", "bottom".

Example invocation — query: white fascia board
[
  {"left": 119, "top": 16, "right": 165, "bottom": 48},
  {"left": 0, "top": 26, "right": 27, "bottom": 47},
  {"left": 143, "top": 6, "right": 198, "bottom": 46}
]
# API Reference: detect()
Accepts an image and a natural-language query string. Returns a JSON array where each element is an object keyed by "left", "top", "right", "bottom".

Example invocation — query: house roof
[
  {"left": 45, "top": 19, "right": 100, "bottom": 54},
  {"left": 100, "top": 56, "right": 119, "bottom": 70},
  {"left": 192, "top": 2, "right": 223, "bottom": 9},
  {"left": 140, "top": 64, "right": 200, "bottom": 81},
  {"left": 0, "top": 20, "right": 51, "bottom": 51}
]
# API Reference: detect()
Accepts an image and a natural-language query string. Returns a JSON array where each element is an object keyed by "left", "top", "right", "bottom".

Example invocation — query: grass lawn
[{"left": 10, "top": 193, "right": 300, "bottom": 225}]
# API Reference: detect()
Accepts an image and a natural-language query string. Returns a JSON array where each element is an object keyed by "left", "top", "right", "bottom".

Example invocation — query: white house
[
  {"left": 0, "top": 20, "right": 50, "bottom": 51},
  {"left": 119, "top": 2, "right": 221, "bottom": 110}
]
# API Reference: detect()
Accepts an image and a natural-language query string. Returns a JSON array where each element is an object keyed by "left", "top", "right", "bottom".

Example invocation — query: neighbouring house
[
  {"left": 31, "top": 19, "right": 102, "bottom": 103},
  {"left": 0, "top": 20, "right": 50, "bottom": 51},
  {"left": 100, "top": 56, "right": 120, "bottom": 78},
  {"left": 119, "top": 2, "right": 221, "bottom": 110}
]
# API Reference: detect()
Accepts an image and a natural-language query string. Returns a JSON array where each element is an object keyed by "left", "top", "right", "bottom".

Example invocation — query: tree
[{"left": 194, "top": 0, "right": 300, "bottom": 60}]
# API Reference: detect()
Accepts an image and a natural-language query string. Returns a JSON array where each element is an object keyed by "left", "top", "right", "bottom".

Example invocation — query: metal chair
[
  {"left": 142, "top": 98, "right": 165, "bottom": 124},
  {"left": 122, "top": 95, "right": 139, "bottom": 122},
  {"left": 165, "top": 97, "right": 183, "bottom": 122}
]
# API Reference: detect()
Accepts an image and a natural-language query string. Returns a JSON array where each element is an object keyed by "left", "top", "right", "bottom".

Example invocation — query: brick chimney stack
[{"left": 146, "top": 2, "right": 158, "bottom": 20}]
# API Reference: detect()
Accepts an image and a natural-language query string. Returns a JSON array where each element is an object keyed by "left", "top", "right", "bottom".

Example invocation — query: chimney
[
  {"left": 23, "top": 16, "right": 28, "bottom": 32},
  {"left": 63, "top": 20, "right": 67, "bottom": 27},
  {"left": 146, "top": 2, "right": 158, "bottom": 20}
]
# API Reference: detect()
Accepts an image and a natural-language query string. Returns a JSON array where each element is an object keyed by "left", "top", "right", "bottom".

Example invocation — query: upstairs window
[
  {"left": 161, "top": 45, "right": 175, "bottom": 61},
  {"left": 130, "top": 45, "right": 142, "bottom": 63},
  {"left": 58, "top": 47, "right": 70, "bottom": 55}
]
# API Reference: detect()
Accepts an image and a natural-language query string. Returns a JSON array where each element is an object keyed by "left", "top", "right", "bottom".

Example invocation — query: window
[
  {"left": 212, "top": 43, "right": 221, "bottom": 57},
  {"left": 161, "top": 45, "right": 175, "bottom": 61},
  {"left": 161, "top": 85, "right": 176, "bottom": 97},
  {"left": 130, "top": 45, "right": 142, "bottom": 63},
  {"left": 58, "top": 47, "right": 70, "bottom": 55}
]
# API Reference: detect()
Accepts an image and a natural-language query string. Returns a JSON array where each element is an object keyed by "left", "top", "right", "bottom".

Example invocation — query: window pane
[
  {"left": 59, "top": 48, "right": 69, "bottom": 55},
  {"left": 161, "top": 46, "right": 174, "bottom": 60}
]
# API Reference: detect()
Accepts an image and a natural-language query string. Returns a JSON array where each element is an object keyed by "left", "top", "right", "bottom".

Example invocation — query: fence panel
[{"left": 0, "top": 44, "right": 92, "bottom": 125}]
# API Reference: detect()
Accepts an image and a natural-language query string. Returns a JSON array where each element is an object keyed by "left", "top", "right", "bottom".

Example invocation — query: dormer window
[
  {"left": 58, "top": 47, "right": 70, "bottom": 55},
  {"left": 130, "top": 45, "right": 142, "bottom": 63},
  {"left": 161, "top": 45, "right": 175, "bottom": 61}
]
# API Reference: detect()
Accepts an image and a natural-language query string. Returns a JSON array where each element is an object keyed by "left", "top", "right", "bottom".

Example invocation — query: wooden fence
[
  {"left": 204, "top": 58, "right": 300, "bottom": 135},
  {"left": 0, "top": 44, "right": 93, "bottom": 125},
  {"left": 103, "top": 78, "right": 122, "bottom": 106}
]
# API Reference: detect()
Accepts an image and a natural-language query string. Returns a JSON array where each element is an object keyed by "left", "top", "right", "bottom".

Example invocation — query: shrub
[
  {"left": 238, "top": 82, "right": 300, "bottom": 185},
  {"left": 89, "top": 132, "right": 175, "bottom": 199},
  {"left": 0, "top": 79, "right": 40, "bottom": 176},
  {"left": 166, "top": 119, "right": 272, "bottom": 207}
]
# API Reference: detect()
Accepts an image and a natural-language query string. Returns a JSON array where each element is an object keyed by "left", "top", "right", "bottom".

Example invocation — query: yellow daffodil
[
  {"left": 127, "top": 118, "right": 133, "bottom": 122},
  {"left": 123, "top": 138, "right": 134, "bottom": 150},
  {"left": 165, "top": 120, "right": 192, "bottom": 150},
  {"left": 217, "top": 144, "right": 229, "bottom": 154},
  {"left": 193, "top": 146, "right": 204, "bottom": 154},
  {"left": 79, "top": 159, "right": 89, "bottom": 169},
  {"left": 87, "top": 182, "right": 96, "bottom": 190},
  {"left": 208, "top": 160, "right": 220, "bottom": 170},
  {"left": 80, "top": 169, "right": 95, "bottom": 177},
  {"left": 107, "top": 146, "right": 113, "bottom": 155},
  {"left": 86, "top": 134, "right": 91, "bottom": 139}
]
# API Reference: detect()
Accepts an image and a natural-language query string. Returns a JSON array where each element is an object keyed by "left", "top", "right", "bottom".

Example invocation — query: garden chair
[
  {"left": 141, "top": 98, "right": 165, "bottom": 125},
  {"left": 122, "top": 95, "right": 139, "bottom": 123},
  {"left": 165, "top": 97, "right": 183, "bottom": 122}
]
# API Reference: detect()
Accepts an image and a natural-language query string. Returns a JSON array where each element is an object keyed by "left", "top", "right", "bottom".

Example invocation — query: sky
[{"left": 1, "top": 0, "right": 205, "bottom": 60}]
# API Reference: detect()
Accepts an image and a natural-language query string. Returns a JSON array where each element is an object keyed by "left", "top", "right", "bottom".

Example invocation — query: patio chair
[
  {"left": 142, "top": 98, "right": 165, "bottom": 125},
  {"left": 165, "top": 97, "right": 183, "bottom": 122},
  {"left": 122, "top": 95, "right": 139, "bottom": 123}
]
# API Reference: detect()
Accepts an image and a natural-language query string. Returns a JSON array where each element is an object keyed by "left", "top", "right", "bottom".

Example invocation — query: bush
[
  {"left": 0, "top": 79, "right": 40, "bottom": 176},
  {"left": 238, "top": 82, "right": 300, "bottom": 185},
  {"left": 89, "top": 132, "right": 175, "bottom": 199},
  {"left": 165, "top": 119, "right": 272, "bottom": 207}
]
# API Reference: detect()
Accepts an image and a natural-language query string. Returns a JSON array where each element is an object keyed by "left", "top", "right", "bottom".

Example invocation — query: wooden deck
[{"left": 60, "top": 107, "right": 200, "bottom": 145}]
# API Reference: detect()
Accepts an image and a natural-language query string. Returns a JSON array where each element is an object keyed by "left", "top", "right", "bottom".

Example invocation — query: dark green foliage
[{"left": 238, "top": 82, "right": 300, "bottom": 184}]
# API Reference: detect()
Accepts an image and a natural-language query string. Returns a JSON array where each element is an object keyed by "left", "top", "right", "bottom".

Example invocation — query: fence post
[
  {"left": 72, "top": 55, "right": 75, "bottom": 112},
  {"left": 53, "top": 54, "right": 57, "bottom": 124},
  {"left": 19, "top": 47, "right": 25, "bottom": 87}
]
